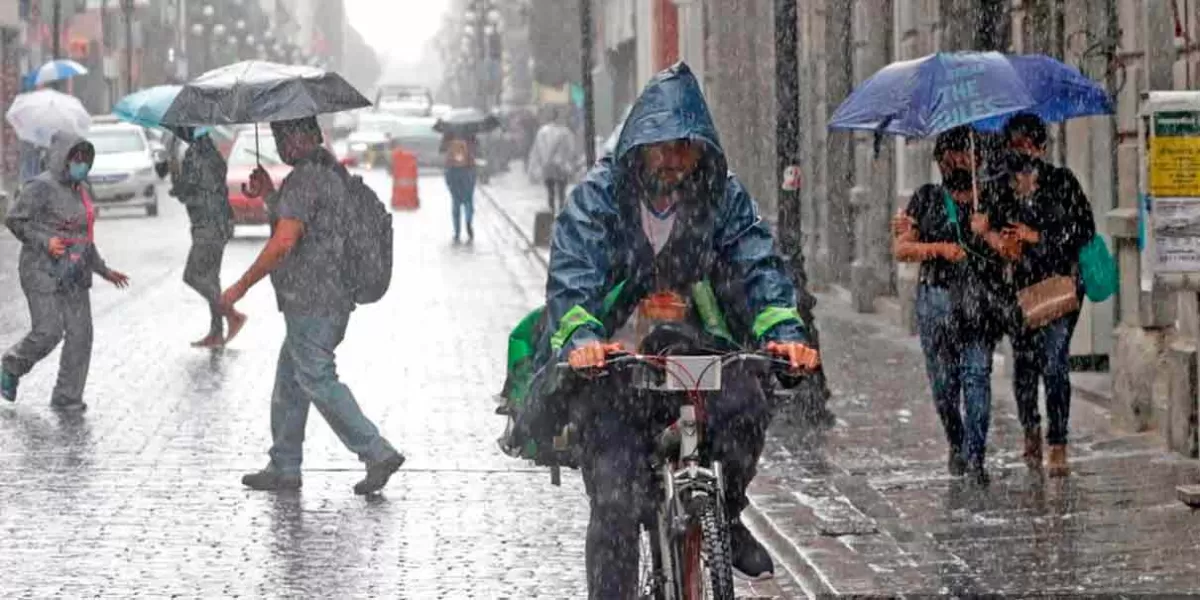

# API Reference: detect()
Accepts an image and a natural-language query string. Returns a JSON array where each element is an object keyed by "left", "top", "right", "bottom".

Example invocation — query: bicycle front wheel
[{"left": 681, "top": 495, "right": 735, "bottom": 600}]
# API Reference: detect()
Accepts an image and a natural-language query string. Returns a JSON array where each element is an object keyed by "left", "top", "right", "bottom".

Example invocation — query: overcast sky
[{"left": 345, "top": 0, "right": 449, "bottom": 62}]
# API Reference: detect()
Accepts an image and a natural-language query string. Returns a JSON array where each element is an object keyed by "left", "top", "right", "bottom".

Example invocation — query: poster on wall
[
  {"left": 1149, "top": 110, "right": 1200, "bottom": 273},
  {"left": 1151, "top": 198, "right": 1200, "bottom": 272}
]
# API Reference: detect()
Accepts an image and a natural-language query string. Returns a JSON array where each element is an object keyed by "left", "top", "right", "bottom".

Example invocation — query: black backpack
[{"left": 334, "top": 166, "right": 393, "bottom": 304}]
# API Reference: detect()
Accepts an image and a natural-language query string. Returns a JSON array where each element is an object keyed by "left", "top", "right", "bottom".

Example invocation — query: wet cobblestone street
[{"left": 0, "top": 171, "right": 793, "bottom": 598}]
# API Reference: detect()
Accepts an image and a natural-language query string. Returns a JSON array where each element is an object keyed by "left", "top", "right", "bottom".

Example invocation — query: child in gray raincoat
[{"left": 1, "top": 133, "right": 130, "bottom": 410}]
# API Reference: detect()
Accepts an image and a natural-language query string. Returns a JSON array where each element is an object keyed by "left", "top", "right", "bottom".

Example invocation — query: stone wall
[{"left": 701, "top": 0, "right": 779, "bottom": 218}]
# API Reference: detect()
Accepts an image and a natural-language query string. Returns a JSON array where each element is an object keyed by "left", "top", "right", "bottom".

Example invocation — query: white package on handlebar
[{"left": 635, "top": 355, "right": 723, "bottom": 392}]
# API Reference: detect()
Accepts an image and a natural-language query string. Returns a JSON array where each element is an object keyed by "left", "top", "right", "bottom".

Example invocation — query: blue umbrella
[
  {"left": 971, "top": 54, "right": 1114, "bottom": 131},
  {"left": 114, "top": 85, "right": 209, "bottom": 136},
  {"left": 22, "top": 59, "right": 88, "bottom": 90},
  {"left": 828, "top": 51, "right": 1036, "bottom": 138}
]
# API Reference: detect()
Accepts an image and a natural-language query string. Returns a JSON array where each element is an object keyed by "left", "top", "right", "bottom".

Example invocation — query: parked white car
[{"left": 87, "top": 122, "right": 164, "bottom": 217}]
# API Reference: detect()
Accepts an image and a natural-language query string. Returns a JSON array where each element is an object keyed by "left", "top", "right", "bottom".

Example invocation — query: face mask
[
  {"left": 943, "top": 168, "right": 973, "bottom": 193},
  {"left": 67, "top": 161, "right": 90, "bottom": 182}
]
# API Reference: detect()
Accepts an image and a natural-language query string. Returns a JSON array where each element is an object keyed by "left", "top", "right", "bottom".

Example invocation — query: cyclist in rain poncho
[{"left": 509, "top": 63, "right": 820, "bottom": 596}]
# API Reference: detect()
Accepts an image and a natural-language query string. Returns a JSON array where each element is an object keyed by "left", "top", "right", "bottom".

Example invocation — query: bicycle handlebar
[{"left": 555, "top": 351, "right": 798, "bottom": 374}]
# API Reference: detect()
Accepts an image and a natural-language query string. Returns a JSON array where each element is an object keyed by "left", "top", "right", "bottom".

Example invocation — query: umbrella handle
[
  {"left": 255, "top": 123, "right": 261, "bottom": 169},
  {"left": 970, "top": 131, "right": 979, "bottom": 211}
]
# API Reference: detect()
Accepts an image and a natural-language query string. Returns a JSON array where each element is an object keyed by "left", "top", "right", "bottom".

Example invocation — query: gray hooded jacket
[
  {"left": 5, "top": 133, "right": 111, "bottom": 293},
  {"left": 170, "top": 134, "right": 232, "bottom": 241}
]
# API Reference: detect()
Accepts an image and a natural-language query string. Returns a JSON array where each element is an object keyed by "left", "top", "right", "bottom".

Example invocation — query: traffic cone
[{"left": 390, "top": 148, "right": 419, "bottom": 210}]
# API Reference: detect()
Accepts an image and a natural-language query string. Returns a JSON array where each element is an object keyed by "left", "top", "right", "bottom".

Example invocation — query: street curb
[
  {"left": 479, "top": 182, "right": 824, "bottom": 599},
  {"left": 478, "top": 184, "right": 549, "bottom": 269}
]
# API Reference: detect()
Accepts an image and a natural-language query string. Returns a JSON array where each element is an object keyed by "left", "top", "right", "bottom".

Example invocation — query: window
[
  {"left": 391, "top": 119, "right": 438, "bottom": 139},
  {"left": 90, "top": 129, "right": 147, "bottom": 154},
  {"left": 228, "top": 133, "right": 283, "bottom": 166}
]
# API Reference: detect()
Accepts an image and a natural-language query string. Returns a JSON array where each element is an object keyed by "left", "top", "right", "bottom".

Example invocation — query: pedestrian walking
[
  {"left": 892, "top": 126, "right": 1017, "bottom": 485},
  {"left": 1000, "top": 114, "right": 1096, "bottom": 477},
  {"left": 220, "top": 117, "right": 404, "bottom": 495},
  {"left": 526, "top": 107, "right": 578, "bottom": 213},
  {"left": 439, "top": 129, "right": 477, "bottom": 243},
  {"left": 1, "top": 133, "right": 130, "bottom": 410},
  {"left": 169, "top": 126, "right": 246, "bottom": 347}
]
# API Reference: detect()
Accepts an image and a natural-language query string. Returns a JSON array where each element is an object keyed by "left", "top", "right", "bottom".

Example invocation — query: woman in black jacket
[
  {"left": 1001, "top": 114, "right": 1096, "bottom": 477},
  {"left": 893, "top": 126, "right": 1018, "bottom": 485}
]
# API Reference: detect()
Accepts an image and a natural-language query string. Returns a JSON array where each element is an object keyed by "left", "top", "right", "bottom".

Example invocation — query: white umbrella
[{"left": 5, "top": 89, "right": 91, "bottom": 148}]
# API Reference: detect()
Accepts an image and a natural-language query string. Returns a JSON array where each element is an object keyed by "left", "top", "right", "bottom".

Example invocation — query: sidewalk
[
  {"left": 482, "top": 170, "right": 553, "bottom": 266},
  {"left": 481, "top": 173, "right": 1200, "bottom": 596}
]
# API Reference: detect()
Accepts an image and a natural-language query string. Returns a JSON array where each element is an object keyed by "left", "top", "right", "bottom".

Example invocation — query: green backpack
[
  {"left": 1079, "top": 234, "right": 1117, "bottom": 303},
  {"left": 500, "top": 281, "right": 628, "bottom": 412},
  {"left": 499, "top": 280, "right": 734, "bottom": 410}
]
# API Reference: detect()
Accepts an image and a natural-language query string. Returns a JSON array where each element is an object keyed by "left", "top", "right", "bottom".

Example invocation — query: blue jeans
[
  {"left": 1012, "top": 311, "right": 1079, "bottom": 445},
  {"left": 444, "top": 167, "right": 476, "bottom": 238},
  {"left": 268, "top": 312, "right": 396, "bottom": 474},
  {"left": 916, "top": 285, "right": 997, "bottom": 466}
]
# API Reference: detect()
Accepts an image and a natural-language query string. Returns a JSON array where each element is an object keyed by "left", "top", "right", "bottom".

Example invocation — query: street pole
[
  {"left": 774, "top": 0, "right": 832, "bottom": 423},
  {"left": 123, "top": 0, "right": 134, "bottom": 95},
  {"left": 774, "top": 0, "right": 801, "bottom": 267},
  {"left": 51, "top": 0, "right": 61, "bottom": 59},
  {"left": 477, "top": 0, "right": 487, "bottom": 112},
  {"left": 580, "top": 0, "right": 595, "bottom": 167}
]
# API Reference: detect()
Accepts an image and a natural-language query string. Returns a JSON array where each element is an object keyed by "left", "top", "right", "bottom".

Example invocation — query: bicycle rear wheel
[{"left": 681, "top": 495, "right": 735, "bottom": 600}]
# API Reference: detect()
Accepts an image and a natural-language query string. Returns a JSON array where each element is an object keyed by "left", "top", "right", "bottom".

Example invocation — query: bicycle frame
[
  {"left": 632, "top": 353, "right": 784, "bottom": 600},
  {"left": 556, "top": 350, "right": 790, "bottom": 600}
]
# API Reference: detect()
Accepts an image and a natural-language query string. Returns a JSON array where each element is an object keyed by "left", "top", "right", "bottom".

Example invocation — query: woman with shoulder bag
[
  {"left": 1000, "top": 115, "right": 1097, "bottom": 477},
  {"left": 892, "top": 127, "right": 1019, "bottom": 486}
]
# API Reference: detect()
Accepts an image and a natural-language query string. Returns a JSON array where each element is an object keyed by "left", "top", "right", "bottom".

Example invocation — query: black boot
[
  {"left": 353, "top": 452, "right": 406, "bottom": 495},
  {"left": 729, "top": 520, "right": 775, "bottom": 580},
  {"left": 965, "top": 457, "right": 990, "bottom": 487},
  {"left": 948, "top": 446, "right": 967, "bottom": 477},
  {"left": 242, "top": 468, "right": 302, "bottom": 491}
]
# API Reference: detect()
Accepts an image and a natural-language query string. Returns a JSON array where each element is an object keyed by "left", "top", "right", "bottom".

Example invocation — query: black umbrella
[
  {"left": 433, "top": 107, "right": 501, "bottom": 136},
  {"left": 160, "top": 60, "right": 371, "bottom": 126}
]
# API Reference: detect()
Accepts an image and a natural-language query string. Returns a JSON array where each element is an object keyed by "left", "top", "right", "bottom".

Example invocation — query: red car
[
  {"left": 225, "top": 129, "right": 289, "bottom": 225},
  {"left": 225, "top": 128, "right": 349, "bottom": 226}
]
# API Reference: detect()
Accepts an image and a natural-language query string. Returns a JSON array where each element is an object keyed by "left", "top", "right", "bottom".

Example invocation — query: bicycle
[{"left": 553, "top": 343, "right": 797, "bottom": 600}]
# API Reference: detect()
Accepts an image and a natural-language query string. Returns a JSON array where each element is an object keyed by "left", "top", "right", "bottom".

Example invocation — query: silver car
[
  {"left": 345, "top": 113, "right": 442, "bottom": 169},
  {"left": 87, "top": 123, "right": 163, "bottom": 217}
]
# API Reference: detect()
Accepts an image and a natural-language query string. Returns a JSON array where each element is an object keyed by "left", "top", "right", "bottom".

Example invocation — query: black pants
[
  {"left": 578, "top": 367, "right": 770, "bottom": 599},
  {"left": 545, "top": 178, "right": 567, "bottom": 213},
  {"left": 183, "top": 239, "right": 226, "bottom": 336}
]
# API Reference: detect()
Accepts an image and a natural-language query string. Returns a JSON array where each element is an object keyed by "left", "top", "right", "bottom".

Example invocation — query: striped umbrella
[{"left": 22, "top": 59, "right": 89, "bottom": 90}]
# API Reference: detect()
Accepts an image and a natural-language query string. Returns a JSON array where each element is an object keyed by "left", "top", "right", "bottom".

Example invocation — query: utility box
[{"left": 1138, "top": 91, "right": 1200, "bottom": 457}]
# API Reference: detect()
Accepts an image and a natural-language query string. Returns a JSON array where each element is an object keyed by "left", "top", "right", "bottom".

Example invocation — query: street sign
[{"left": 1150, "top": 111, "right": 1200, "bottom": 198}]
